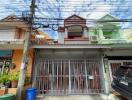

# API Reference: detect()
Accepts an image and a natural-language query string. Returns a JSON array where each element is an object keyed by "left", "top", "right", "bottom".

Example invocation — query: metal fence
[
  {"left": 109, "top": 60, "right": 132, "bottom": 81},
  {"left": 34, "top": 59, "right": 104, "bottom": 95}
]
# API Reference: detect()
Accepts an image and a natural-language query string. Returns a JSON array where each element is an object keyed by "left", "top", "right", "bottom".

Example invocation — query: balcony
[
  {"left": 64, "top": 38, "right": 90, "bottom": 44},
  {"left": 0, "top": 39, "right": 24, "bottom": 49},
  {"left": 98, "top": 38, "right": 127, "bottom": 44}
]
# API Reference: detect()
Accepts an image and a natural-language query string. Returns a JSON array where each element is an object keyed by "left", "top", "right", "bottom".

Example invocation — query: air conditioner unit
[{"left": 91, "top": 36, "right": 98, "bottom": 42}]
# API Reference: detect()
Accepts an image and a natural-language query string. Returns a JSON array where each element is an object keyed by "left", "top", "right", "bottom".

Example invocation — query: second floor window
[
  {"left": 102, "top": 24, "right": 119, "bottom": 39},
  {"left": 67, "top": 25, "right": 83, "bottom": 39}
]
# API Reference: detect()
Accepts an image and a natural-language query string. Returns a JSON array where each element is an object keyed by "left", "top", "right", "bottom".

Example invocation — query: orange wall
[{"left": 11, "top": 49, "right": 34, "bottom": 76}]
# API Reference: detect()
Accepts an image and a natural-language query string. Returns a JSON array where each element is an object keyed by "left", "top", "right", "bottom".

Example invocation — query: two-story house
[
  {"left": 31, "top": 14, "right": 132, "bottom": 100},
  {"left": 32, "top": 15, "right": 110, "bottom": 99},
  {"left": 1, "top": 14, "right": 131, "bottom": 100}
]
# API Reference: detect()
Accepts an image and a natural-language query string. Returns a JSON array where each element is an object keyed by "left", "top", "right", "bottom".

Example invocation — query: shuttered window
[{"left": 0, "top": 29, "right": 15, "bottom": 40}]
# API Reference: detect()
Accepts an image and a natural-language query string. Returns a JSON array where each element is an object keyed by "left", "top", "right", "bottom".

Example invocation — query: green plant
[
  {"left": 0, "top": 73, "right": 10, "bottom": 85},
  {"left": 0, "top": 76, "right": 2, "bottom": 84},
  {"left": 9, "top": 71, "right": 19, "bottom": 81}
]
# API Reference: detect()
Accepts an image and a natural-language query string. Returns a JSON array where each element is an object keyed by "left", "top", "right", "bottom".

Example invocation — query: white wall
[
  {"left": 58, "top": 32, "right": 64, "bottom": 44},
  {"left": 0, "top": 29, "right": 15, "bottom": 40}
]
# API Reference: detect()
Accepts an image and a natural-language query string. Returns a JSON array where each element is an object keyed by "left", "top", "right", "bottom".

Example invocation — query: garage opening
[{"left": 34, "top": 58, "right": 104, "bottom": 95}]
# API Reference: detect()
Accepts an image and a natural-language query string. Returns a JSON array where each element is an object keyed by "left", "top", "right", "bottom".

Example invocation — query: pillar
[
  {"left": 99, "top": 52, "right": 109, "bottom": 95},
  {"left": 64, "top": 28, "right": 68, "bottom": 38},
  {"left": 83, "top": 27, "right": 88, "bottom": 38},
  {"left": 99, "top": 27, "right": 105, "bottom": 39},
  {"left": 117, "top": 26, "right": 123, "bottom": 39},
  {"left": 103, "top": 58, "right": 111, "bottom": 94}
]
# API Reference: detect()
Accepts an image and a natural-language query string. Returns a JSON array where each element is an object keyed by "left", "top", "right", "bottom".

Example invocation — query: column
[
  {"left": 103, "top": 58, "right": 111, "bottom": 94},
  {"left": 64, "top": 28, "right": 68, "bottom": 38},
  {"left": 58, "top": 32, "right": 64, "bottom": 44},
  {"left": 98, "top": 27, "right": 105, "bottom": 39},
  {"left": 99, "top": 53, "right": 109, "bottom": 95},
  {"left": 83, "top": 27, "right": 88, "bottom": 38},
  {"left": 117, "top": 26, "right": 123, "bottom": 39}
]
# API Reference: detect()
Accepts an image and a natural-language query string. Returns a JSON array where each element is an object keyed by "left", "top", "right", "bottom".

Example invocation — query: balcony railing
[
  {"left": 98, "top": 38, "right": 127, "bottom": 44},
  {"left": 64, "top": 38, "right": 90, "bottom": 44},
  {"left": 0, "top": 39, "right": 24, "bottom": 44}
]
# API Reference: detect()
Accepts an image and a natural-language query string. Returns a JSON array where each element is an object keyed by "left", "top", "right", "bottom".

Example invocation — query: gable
[
  {"left": 65, "top": 15, "right": 85, "bottom": 21},
  {"left": 99, "top": 14, "right": 118, "bottom": 21},
  {"left": 64, "top": 15, "right": 86, "bottom": 27},
  {"left": 1, "top": 15, "right": 22, "bottom": 22}
]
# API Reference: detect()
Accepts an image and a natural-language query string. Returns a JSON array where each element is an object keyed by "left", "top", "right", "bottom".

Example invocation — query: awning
[{"left": 0, "top": 50, "right": 12, "bottom": 57}]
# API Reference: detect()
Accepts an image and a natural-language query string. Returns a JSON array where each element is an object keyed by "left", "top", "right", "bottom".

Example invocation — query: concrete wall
[{"left": 11, "top": 49, "right": 34, "bottom": 75}]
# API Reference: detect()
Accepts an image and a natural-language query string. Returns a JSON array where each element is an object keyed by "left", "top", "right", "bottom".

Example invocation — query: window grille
[{"left": 0, "top": 58, "right": 11, "bottom": 74}]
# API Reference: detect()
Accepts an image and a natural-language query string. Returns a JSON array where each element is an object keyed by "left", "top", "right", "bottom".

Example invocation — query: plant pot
[
  {"left": 7, "top": 88, "right": 17, "bottom": 95},
  {"left": 11, "top": 80, "right": 18, "bottom": 88},
  {"left": 0, "top": 88, "right": 7, "bottom": 96},
  {"left": 4, "top": 81, "right": 11, "bottom": 88}
]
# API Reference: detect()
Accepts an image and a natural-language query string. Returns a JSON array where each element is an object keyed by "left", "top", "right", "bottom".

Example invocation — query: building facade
[
  {"left": 32, "top": 14, "right": 132, "bottom": 100},
  {"left": 0, "top": 14, "right": 132, "bottom": 100},
  {"left": 0, "top": 15, "right": 50, "bottom": 76}
]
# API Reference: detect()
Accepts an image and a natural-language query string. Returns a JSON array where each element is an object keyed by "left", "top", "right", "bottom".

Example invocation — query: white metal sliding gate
[{"left": 34, "top": 59, "right": 104, "bottom": 95}]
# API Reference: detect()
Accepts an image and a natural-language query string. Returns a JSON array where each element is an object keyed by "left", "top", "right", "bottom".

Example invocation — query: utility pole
[{"left": 16, "top": 0, "right": 36, "bottom": 100}]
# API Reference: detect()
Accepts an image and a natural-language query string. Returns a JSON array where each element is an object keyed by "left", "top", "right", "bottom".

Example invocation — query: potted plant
[
  {"left": 0, "top": 87, "right": 7, "bottom": 96},
  {"left": 9, "top": 71, "right": 19, "bottom": 88},
  {"left": 0, "top": 74, "right": 8, "bottom": 96},
  {"left": 0, "top": 75, "right": 5, "bottom": 96},
  {"left": 3, "top": 76, "right": 11, "bottom": 88},
  {"left": 0, "top": 73, "right": 11, "bottom": 88}
]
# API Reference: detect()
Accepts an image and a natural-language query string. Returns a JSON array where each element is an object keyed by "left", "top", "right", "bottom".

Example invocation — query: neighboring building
[
  {"left": 96, "top": 14, "right": 127, "bottom": 44},
  {"left": 0, "top": 15, "right": 50, "bottom": 76},
  {"left": 123, "top": 29, "right": 132, "bottom": 42}
]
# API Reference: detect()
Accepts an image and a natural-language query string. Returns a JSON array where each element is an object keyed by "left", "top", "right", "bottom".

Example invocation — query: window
[
  {"left": 0, "top": 50, "right": 12, "bottom": 74},
  {"left": 0, "top": 58, "right": 11, "bottom": 74},
  {"left": 67, "top": 26, "right": 83, "bottom": 39}
]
